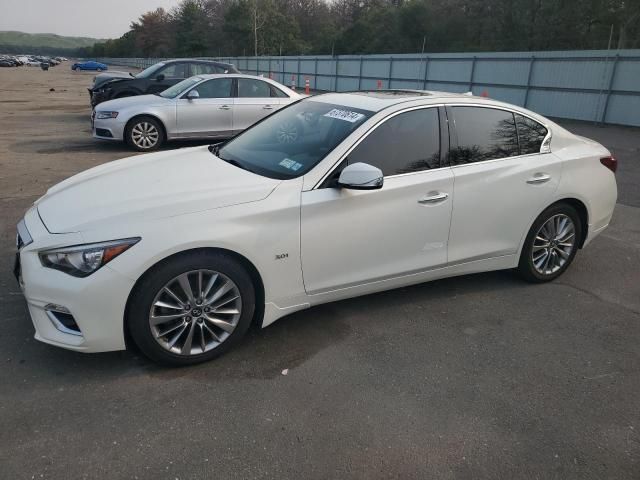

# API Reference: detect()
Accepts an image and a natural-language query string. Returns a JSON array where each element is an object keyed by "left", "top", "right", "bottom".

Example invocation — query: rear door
[
  {"left": 446, "top": 105, "right": 559, "bottom": 263},
  {"left": 176, "top": 78, "right": 234, "bottom": 138},
  {"left": 233, "top": 78, "right": 283, "bottom": 134}
]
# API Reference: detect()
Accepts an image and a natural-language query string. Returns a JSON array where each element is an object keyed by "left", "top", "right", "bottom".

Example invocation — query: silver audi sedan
[{"left": 92, "top": 74, "right": 302, "bottom": 151}]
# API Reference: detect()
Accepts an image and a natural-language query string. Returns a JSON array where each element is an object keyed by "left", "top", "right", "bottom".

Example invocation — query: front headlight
[
  {"left": 96, "top": 111, "right": 118, "bottom": 119},
  {"left": 39, "top": 238, "right": 140, "bottom": 277}
]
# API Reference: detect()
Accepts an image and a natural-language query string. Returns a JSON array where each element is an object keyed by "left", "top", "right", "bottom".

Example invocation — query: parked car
[
  {"left": 89, "top": 59, "right": 239, "bottom": 107},
  {"left": 92, "top": 74, "right": 300, "bottom": 151},
  {"left": 15, "top": 90, "right": 617, "bottom": 366},
  {"left": 0, "top": 59, "right": 15, "bottom": 67},
  {"left": 72, "top": 61, "right": 108, "bottom": 72}
]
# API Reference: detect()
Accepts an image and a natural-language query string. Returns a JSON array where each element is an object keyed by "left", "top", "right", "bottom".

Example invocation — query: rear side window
[
  {"left": 238, "top": 79, "right": 271, "bottom": 98},
  {"left": 190, "top": 63, "right": 219, "bottom": 75},
  {"left": 347, "top": 108, "right": 441, "bottom": 176},
  {"left": 450, "top": 107, "right": 519, "bottom": 165},
  {"left": 516, "top": 114, "right": 548, "bottom": 154}
]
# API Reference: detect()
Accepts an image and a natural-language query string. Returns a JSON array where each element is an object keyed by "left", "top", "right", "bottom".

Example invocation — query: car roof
[
  {"left": 308, "top": 90, "right": 487, "bottom": 112},
  {"left": 162, "top": 58, "right": 235, "bottom": 67}
]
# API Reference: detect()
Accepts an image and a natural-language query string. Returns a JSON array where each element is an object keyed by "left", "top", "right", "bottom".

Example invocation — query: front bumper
[
  {"left": 92, "top": 116, "right": 126, "bottom": 142},
  {"left": 15, "top": 208, "right": 134, "bottom": 353},
  {"left": 89, "top": 88, "right": 109, "bottom": 107}
]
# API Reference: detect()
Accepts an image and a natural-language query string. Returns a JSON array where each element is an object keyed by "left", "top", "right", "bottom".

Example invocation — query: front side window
[
  {"left": 516, "top": 114, "right": 548, "bottom": 154},
  {"left": 217, "top": 101, "right": 373, "bottom": 179},
  {"left": 238, "top": 79, "right": 271, "bottom": 98},
  {"left": 450, "top": 107, "right": 519, "bottom": 165},
  {"left": 347, "top": 108, "right": 441, "bottom": 176},
  {"left": 157, "top": 63, "right": 188, "bottom": 79},
  {"left": 194, "top": 78, "right": 232, "bottom": 98}
]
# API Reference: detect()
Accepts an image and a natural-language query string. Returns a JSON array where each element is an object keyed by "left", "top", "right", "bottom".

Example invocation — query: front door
[
  {"left": 301, "top": 107, "right": 454, "bottom": 294},
  {"left": 146, "top": 62, "right": 189, "bottom": 94},
  {"left": 176, "top": 78, "right": 234, "bottom": 138}
]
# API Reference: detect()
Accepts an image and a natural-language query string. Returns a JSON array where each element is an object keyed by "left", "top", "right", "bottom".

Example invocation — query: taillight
[{"left": 600, "top": 156, "right": 617, "bottom": 173}]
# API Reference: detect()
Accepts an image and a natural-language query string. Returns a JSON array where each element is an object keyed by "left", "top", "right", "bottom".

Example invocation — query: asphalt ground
[{"left": 0, "top": 65, "right": 639, "bottom": 480}]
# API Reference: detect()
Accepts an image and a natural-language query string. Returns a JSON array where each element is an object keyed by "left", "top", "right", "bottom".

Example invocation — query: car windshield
[
  {"left": 135, "top": 63, "right": 164, "bottom": 79},
  {"left": 216, "top": 100, "right": 374, "bottom": 179},
  {"left": 159, "top": 77, "right": 203, "bottom": 99}
]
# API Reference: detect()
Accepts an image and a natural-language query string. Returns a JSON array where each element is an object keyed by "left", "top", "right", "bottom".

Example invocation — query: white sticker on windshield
[
  {"left": 323, "top": 108, "right": 365, "bottom": 123},
  {"left": 279, "top": 158, "right": 303, "bottom": 171}
]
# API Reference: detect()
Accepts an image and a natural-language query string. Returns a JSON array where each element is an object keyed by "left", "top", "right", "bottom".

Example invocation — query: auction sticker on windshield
[{"left": 323, "top": 109, "right": 365, "bottom": 123}]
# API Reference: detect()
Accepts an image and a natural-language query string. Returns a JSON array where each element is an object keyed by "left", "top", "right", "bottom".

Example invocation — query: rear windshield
[{"left": 217, "top": 100, "right": 374, "bottom": 179}]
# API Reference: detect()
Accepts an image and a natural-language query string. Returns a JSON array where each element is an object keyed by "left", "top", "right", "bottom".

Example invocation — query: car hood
[
  {"left": 36, "top": 146, "right": 281, "bottom": 233},
  {"left": 95, "top": 94, "right": 173, "bottom": 112},
  {"left": 93, "top": 71, "right": 132, "bottom": 89}
]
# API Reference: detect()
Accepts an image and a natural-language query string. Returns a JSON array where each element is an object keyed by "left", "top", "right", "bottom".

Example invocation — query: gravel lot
[{"left": 0, "top": 65, "right": 639, "bottom": 480}]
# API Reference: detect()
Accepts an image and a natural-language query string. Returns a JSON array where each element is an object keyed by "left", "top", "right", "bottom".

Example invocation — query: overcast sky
[{"left": 0, "top": 0, "right": 181, "bottom": 39}]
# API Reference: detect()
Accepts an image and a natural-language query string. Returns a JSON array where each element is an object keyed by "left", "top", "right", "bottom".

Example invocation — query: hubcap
[
  {"left": 131, "top": 122, "right": 159, "bottom": 149},
  {"left": 532, "top": 214, "right": 576, "bottom": 275},
  {"left": 149, "top": 270, "right": 242, "bottom": 356}
]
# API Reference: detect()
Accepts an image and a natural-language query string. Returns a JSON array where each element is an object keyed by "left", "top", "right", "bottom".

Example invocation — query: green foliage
[
  {"left": 0, "top": 31, "right": 104, "bottom": 53},
  {"left": 85, "top": 0, "right": 640, "bottom": 58}
]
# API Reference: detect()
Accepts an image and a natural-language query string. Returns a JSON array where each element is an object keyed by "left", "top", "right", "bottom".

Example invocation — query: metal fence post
[
  {"left": 523, "top": 55, "right": 535, "bottom": 108},
  {"left": 388, "top": 57, "right": 394, "bottom": 89},
  {"left": 314, "top": 57, "right": 318, "bottom": 90},
  {"left": 601, "top": 54, "right": 620, "bottom": 124},
  {"left": 334, "top": 57, "right": 339, "bottom": 92},
  {"left": 358, "top": 56, "right": 364, "bottom": 90},
  {"left": 297, "top": 57, "right": 301, "bottom": 88},
  {"left": 422, "top": 56, "right": 429, "bottom": 90},
  {"left": 469, "top": 56, "right": 476, "bottom": 91}
]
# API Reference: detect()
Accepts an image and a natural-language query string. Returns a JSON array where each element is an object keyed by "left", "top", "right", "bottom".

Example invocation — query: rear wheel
[
  {"left": 128, "top": 251, "right": 256, "bottom": 366},
  {"left": 125, "top": 116, "right": 164, "bottom": 151},
  {"left": 518, "top": 203, "right": 582, "bottom": 282}
]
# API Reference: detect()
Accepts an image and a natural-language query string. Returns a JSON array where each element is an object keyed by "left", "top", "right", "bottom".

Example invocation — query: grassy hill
[{"left": 0, "top": 31, "right": 106, "bottom": 51}]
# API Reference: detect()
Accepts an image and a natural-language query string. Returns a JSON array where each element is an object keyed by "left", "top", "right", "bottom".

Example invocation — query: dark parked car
[{"left": 89, "top": 59, "right": 240, "bottom": 107}]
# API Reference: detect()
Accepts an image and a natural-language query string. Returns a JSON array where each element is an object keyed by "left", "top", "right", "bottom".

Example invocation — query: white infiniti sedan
[
  {"left": 92, "top": 74, "right": 301, "bottom": 151},
  {"left": 17, "top": 90, "right": 617, "bottom": 366}
]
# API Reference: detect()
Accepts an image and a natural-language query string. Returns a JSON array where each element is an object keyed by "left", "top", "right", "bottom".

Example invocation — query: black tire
[
  {"left": 125, "top": 116, "right": 165, "bottom": 152},
  {"left": 128, "top": 251, "right": 256, "bottom": 366},
  {"left": 518, "top": 203, "right": 582, "bottom": 283}
]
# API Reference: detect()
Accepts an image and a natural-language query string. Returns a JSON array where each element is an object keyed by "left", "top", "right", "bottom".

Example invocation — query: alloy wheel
[
  {"left": 131, "top": 122, "right": 159, "bottom": 149},
  {"left": 148, "top": 269, "right": 242, "bottom": 356},
  {"left": 531, "top": 214, "right": 576, "bottom": 275}
]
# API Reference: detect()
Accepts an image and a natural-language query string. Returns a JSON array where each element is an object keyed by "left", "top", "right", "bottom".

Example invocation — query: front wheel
[
  {"left": 128, "top": 251, "right": 256, "bottom": 366},
  {"left": 96, "top": 68, "right": 102, "bottom": 72},
  {"left": 518, "top": 203, "right": 582, "bottom": 282},
  {"left": 125, "top": 116, "right": 164, "bottom": 151}
]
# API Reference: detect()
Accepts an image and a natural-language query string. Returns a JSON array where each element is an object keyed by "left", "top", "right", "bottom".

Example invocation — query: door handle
[
  {"left": 219, "top": 105, "right": 231, "bottom": 110},
  {"left": 526, "top": 173, "right": 551, "bottom": 184},
  {"left": 263, "top": 105, "right": 274, "bottom": 110},
  {"left": 418, "top": 192, "right": 449, "bottom": 204}
]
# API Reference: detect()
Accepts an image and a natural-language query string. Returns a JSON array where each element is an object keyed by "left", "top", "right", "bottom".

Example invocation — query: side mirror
[
  {"left": 337, "top": 162, "right": 383, "bottom": 190},
  {"left": 186, "top": 89, "right": 200, "bottom": 100},
  {"left": 156, "top": 73, "right": 165, "bottom": 81}
]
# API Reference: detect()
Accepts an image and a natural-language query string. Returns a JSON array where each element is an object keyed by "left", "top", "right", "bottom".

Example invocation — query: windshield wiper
[{"left": 209, "top": 144, "right": 255, "bottom": 174}]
